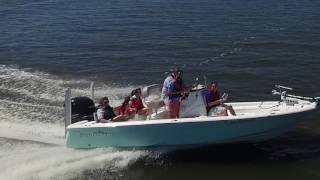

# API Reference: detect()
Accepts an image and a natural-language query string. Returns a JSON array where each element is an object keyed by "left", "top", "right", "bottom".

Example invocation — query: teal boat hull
[{"left": 66, "top": 108, "right": 315, "bottom": 149}]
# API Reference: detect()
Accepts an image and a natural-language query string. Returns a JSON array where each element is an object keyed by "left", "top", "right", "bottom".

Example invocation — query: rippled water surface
[{"left": 0, "top": 0, "right": 320, "bottom": 179}]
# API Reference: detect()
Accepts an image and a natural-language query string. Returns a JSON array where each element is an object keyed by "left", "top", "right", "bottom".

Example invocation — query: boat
[{"left": 64, "top": 84, "right": 319, "bottom": 149}]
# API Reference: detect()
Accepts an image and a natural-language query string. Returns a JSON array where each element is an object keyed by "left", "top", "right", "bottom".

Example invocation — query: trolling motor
[
  {"left": 272, "top": 85, "right": 293, "bottom": 101},
  {"left": 272, "top": 85, "right": 319, "bottom": 106}
]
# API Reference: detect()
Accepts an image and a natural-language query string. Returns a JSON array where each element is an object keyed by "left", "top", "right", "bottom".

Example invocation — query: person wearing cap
[
  {"left": 161, "top": 68, "right": 186, "bottom": 118},
  {"left": 205, "top": 82, "right": 236, "bottom": 116},
  {"left": 97, "top": 97, "right": 126, "bottom": 123}
]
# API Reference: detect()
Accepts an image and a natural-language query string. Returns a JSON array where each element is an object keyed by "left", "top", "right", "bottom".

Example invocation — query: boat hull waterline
[{"left": 66, "top": 101, "right": 317, "bottom": 149}]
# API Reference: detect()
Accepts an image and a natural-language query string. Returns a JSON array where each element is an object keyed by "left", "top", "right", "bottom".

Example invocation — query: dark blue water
[
  {"left": 1, "top": 0, "right": 319, "bottom": 86},
  {"left": 1, "top": 0, "right": 320, "bottom": 179}
]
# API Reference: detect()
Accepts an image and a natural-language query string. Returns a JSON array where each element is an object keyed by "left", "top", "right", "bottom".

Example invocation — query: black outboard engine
[{"left": 71, "top": 96, "right": 95, "bottom": 123}]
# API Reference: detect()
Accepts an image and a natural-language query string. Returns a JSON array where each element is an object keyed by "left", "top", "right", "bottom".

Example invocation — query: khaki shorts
[{"left": 208, "top": 106, "right": 226, "bottom": 116}]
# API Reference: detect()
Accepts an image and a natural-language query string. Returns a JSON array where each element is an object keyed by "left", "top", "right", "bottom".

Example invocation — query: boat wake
[
  {"left": 0, "top": 143, "right": 150, "bottom": 180},
  {"left": 1, "top": 64, "right": 319, "bottom": 179},
  {"left": 0, "top": 64, "right": 156, "bottom": 179}
]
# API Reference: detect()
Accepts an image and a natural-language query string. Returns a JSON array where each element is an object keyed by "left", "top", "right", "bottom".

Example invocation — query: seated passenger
[
  {"left": 119, "top": 96, "right": 136, "bottom": 120},
  {"left": 97, "top": 97, "right": 125, "bottom": 123},
  {"left": 131, "top": 88, "right": 151, "bottom": 117},
  {"left": 205, "top": 81, "right": 236, "bottom": 116}
]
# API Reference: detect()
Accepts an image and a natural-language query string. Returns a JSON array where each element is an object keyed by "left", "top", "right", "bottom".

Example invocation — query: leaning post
[{"left": 64, "top": 88, "right": 72, "bottom": 137}]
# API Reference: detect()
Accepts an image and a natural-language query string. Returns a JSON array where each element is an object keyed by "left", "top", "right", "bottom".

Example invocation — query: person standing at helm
[{"left": 161, "top": 68, "right": 186, "bottom": 119}]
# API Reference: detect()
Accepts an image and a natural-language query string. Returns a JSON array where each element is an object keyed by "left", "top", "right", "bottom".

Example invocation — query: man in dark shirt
[
  {"left": 205, "top": 82, "right": 236, "bottom": 116},
  {"left": 97, "top": 97, "right": 125, "bottom": 123}
]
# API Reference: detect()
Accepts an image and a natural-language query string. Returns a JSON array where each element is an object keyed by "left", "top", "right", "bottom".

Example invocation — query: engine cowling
[{"left": 71, "top": 96, "right": 95, "bottom": 123}]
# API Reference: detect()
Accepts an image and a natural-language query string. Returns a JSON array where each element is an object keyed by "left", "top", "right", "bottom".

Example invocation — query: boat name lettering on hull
[
  {"left": 77, "top": 130, "right": 112, "bottom": 137},
  {"left": 222, "top": 119, "right": 258, "bottom": 124}
]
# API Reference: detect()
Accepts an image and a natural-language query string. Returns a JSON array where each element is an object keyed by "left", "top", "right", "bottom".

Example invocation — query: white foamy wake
[
  {"left": 0, "top": 64, "right": 150, "bottom": 179},
  {"left": 0, "top": 121, "right": 65, "bottom": 145},
  {"left": 0, "top": 64, "right": 138, "bottom": 136},
  {"left": 0, "top": 64, "right": 138, "bottom": 106},
  {"left": 0, "top": 146, "right": 149, "bottom": 180}
]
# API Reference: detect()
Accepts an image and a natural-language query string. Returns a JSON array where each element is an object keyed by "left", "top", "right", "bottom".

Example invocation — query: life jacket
[
  {"left": 131, "top": 97, "right": 144, "bottom": 111},
  {"left": 119, "top": 104, "right": 133, "bottom": 115},
  {"left": 206, "top": 90, "right": 221, "bottom": 103},
  {"left": 169, "top": 77, "right": 183, "bottom": 99},
  {"left": 205, "top": 90, "right": 221, "bottom": 114}
]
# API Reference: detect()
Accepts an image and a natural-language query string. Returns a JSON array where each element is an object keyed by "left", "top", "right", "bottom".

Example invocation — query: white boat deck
[
  {"left": 65, "top": 84, "right": 318, "bottom": 148},
  {"left": 68, "top": 100, "right": 317, "bottom": 129}
]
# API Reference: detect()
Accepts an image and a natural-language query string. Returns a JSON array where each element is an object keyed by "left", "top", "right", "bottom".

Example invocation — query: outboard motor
[{"left": 71, "top": 96, "right": 95, "bottom": 123}]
